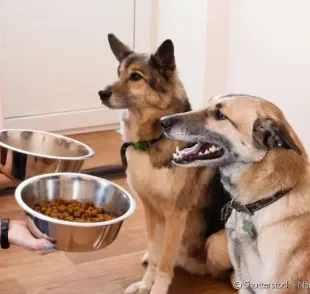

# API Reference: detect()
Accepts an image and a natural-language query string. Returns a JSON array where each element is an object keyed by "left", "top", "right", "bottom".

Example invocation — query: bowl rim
[
  {"left": 0, "top": 129, "right": 94, "bottom": 160},
  {"left": 15, "top": 172, "right": 136, "bottom": 227}
]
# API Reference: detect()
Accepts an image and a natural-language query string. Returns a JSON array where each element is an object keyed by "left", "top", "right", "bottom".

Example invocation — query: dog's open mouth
[{"left": 173, "top": 142, "right": 224, "bottom": 164}]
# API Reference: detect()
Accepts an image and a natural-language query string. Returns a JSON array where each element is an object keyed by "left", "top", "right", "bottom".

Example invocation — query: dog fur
[
  {"left": 161, "top": 94, "right": 310, "bottom": 293},
  {"left": 98, "top": 35, "right": 232, "bottom": 294}
]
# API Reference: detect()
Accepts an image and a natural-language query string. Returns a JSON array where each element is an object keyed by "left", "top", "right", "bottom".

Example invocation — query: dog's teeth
[
  {"left": 176, "top": 146, "right": 180, "bottom": 153},
  {"left": 204, "top": 150, "right": 209, "bottom": 154},
  {"left": 199, "top": 152, "right": 203, "bottom": 156},
  {"left": 209, "top": 145, "right": 217, "bottom": 153},
  {"left": 215, "top": 147, "right": 220, "bottom": 151},
  {"left": 179, "top": 153, "right": 184, "bottom": 159}
]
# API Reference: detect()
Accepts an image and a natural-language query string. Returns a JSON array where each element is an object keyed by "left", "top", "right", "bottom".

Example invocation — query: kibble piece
[
  {"left": 62, "top": 211, "right": 69, "bottom": 218},
  {"left": 39, "top": 202, "right": 47, "bottom": 208},
  {"left": 58, "top": 205, "right": 66, "bottom": 212},
  {"left": 75, "top": 218, "right": 84, "bottom": 222},
  {"left": 56, "top": 199, "right": 64, "bottom": 205},
  {"left": 96, "top": 207, "right": 103, "bottom": 214},
  {"left": 73, "top": 211, "right": 81, "bottom": 217},
  {"left": 83, "top": 211, "right": 91, "bottom": 217}
]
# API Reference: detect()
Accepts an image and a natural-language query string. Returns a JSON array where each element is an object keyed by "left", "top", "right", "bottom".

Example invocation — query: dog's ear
[
  {"left": 150, "top": 39, "right": 176, "bottom": 79},
  {"left": 253, "top": 118, "right": 302, "bottom": 155},
  {"left": 108, "top": 34, "right": 132, "bottom": 62}
]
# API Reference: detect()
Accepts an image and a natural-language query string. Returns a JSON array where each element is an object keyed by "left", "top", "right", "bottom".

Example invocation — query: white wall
[
  {"left": 151, "top": 0, "right": 209, "bottom": 110},
  {"left": 227, "top": 0, "right": 310, "bottom": 152},
  {"left": 0, "top": 0, "right": 134, "bottom": 133}
]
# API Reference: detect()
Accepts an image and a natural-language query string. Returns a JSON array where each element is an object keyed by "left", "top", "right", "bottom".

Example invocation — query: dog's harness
[
  {"left": 120, "top": 135, "right": 164, "bottom": 171},
  {"left": 221, "top": 187, "right": 293, "bottom": 223}
]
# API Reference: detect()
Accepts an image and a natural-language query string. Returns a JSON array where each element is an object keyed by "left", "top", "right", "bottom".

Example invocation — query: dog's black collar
[
  {"left": 120, "top": 135, "right": 164, "bottom": 171},
  {"left": 221, "top": 187, "right": 293, "bottom": 223}
]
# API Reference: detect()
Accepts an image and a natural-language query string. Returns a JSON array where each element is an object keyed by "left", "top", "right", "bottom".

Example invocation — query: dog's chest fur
[
  {"left": 126, "top": 148, "right": 177, "bottom": 208},
  {"left": 226, "top": 211, "right": 262, "bottom": 286},
  {"left": 120, "top": 113, "right": 181, "bottom": 213}
]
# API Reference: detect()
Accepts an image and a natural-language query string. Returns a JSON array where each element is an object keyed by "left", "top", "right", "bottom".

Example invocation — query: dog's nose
[
  {"left": 160, "top": 116, "right": 177, "bottom": 131},
  {"left": 98, "top": 86, "right": 112, "bottom": 100}
]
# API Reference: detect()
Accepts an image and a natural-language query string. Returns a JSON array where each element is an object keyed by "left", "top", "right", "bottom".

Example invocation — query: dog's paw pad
[
  {"left": 125, "top": 281, "right": 151, "bottom": 294},
  {"left": 141, "top": 252, "right": 149, "bottom": 265}
]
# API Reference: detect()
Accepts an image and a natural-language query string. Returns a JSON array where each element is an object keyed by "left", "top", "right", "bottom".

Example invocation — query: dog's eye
[
  {"left": 129, "top": 73, "right": 143, "bottom": 81},
  {"left": 214, "top": 109, "right": 227, "bottom": 120}
]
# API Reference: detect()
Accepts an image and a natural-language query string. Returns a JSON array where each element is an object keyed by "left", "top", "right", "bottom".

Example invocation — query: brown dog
[
  {"left": 98, "top": 35, "right": 231, "bottom": 294},
  {"left": 161, "top": 94, "right": 310, "bottom": 293}
]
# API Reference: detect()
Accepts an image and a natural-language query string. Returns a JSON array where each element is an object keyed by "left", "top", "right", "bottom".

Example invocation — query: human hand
[
  {"left": 0, "top": 173, "right": 18, "bottom": 190},
  {"left": 8, "top": 220, "right": 55, "bottom": 254}
]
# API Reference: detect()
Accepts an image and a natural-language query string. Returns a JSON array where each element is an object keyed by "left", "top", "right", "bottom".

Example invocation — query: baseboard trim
[{"left": 4, "top": 108, "right": 121, "bottom": 135}]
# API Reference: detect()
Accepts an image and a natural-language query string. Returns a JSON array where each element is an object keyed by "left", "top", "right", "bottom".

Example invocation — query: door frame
[{"left": 0, "top": 0, "right": 230, "bottom": 134}]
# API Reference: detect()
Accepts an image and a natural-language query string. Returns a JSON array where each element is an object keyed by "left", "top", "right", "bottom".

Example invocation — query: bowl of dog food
[
  {"left": 15, "top": 173, "right": 136, "bottom": 252},
  {"left": 0, "top": 129, "right": 94, "bottom": 181}
]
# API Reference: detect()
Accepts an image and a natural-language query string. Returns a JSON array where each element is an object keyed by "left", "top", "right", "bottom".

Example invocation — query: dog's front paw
[
  {"left": 125, "top": 281, "right": 151, "bottom": 294},
  {"left": 141, "top": 252, "right": 149, "bottom": 265}
]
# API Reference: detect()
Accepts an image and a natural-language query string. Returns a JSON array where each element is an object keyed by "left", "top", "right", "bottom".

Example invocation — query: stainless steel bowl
[
  {"left": 0, "top": 129, "right": 94, "bottom": 181},
  {"left": 15, "top": 173, "right": 136, "bottom": 252}
]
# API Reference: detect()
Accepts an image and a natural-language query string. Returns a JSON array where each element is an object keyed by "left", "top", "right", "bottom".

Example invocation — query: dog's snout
[
  {"left": 98, "top": 86, "right": 112, "bottom": 100},
  {"left": 160, "top": 116, "right": 177, "bottom": 131}
]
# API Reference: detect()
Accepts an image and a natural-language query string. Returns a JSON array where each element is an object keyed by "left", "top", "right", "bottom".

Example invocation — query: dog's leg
[
  {"left": 150, "top": 211, "right": 188, "bottom": 294},
  {"left": 125, "top": 201, "right": 163, "bottom": 294},
  {"left": 205, "top": 229, "right": 232, "bottom": 277}
]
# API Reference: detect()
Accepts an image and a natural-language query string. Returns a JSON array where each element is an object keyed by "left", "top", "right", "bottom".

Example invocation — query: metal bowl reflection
[
  {"left": 0, "top": 129, "right": 94, "bottom": 181},
  {"left": 15, "top": 173, "right": 136, "bottom": 252}
]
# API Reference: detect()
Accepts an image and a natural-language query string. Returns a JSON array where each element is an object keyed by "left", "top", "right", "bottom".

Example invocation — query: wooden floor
[{"left": 0, "top": 130, "right": 234, "bottom": 294}]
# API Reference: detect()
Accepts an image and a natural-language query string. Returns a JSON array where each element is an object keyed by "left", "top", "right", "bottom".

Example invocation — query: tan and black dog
[
  {"left": 161, "top": 94, "right": 310, "bottom": 293},
  {"left": 98, "top": 35, "right": 231, "bottom": 294}
]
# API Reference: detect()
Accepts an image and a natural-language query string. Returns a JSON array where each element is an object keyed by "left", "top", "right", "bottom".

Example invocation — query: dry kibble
[{"left": 33, "top": 198, "right": 113, "bottom": 223}]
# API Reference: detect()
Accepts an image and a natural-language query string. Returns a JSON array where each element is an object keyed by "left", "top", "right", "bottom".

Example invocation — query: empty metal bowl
[
  {"left": 15, "top": 173, "right": 136, "bottom": 252},
  {"left": 0, "top": 129, "right": 94, "bottom": 181}
]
